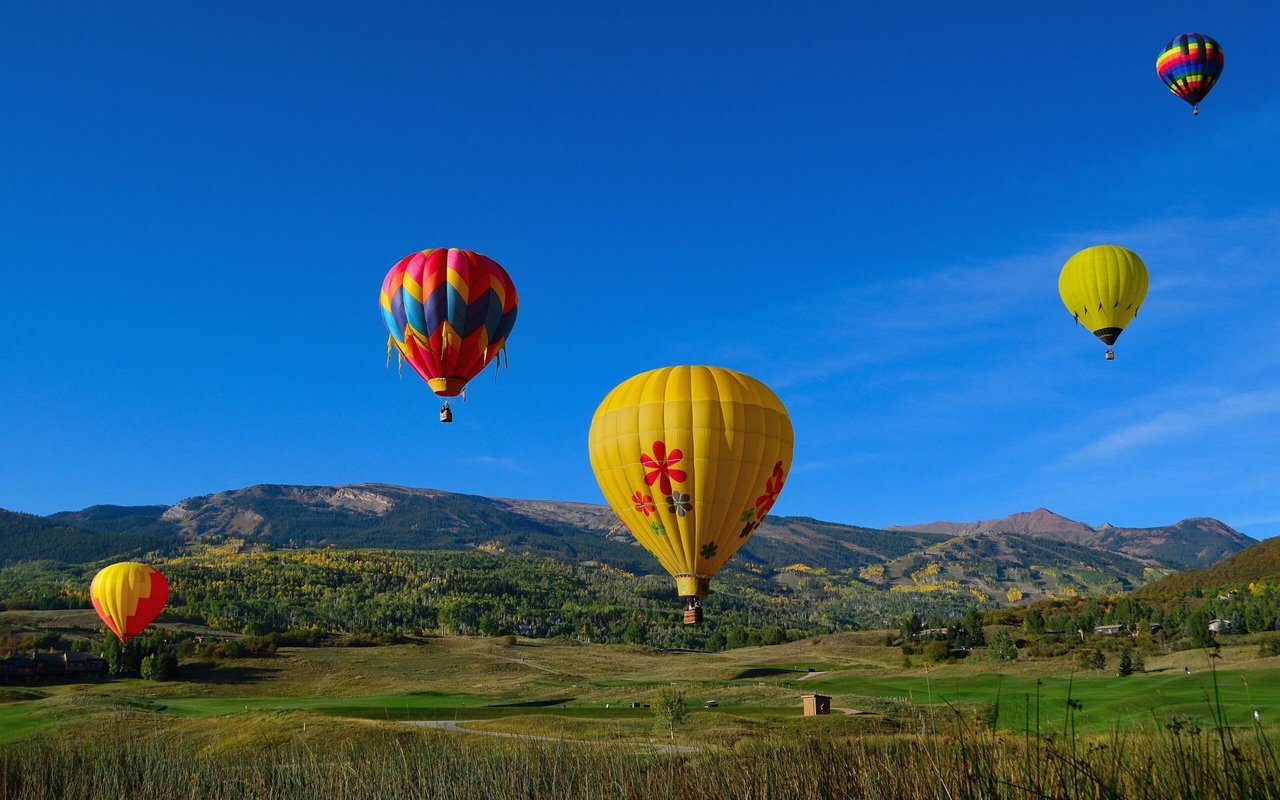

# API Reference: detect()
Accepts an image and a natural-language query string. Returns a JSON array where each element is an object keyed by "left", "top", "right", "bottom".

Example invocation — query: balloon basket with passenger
[{"left": 678, "top": 575, "right": 710, "bottom": 625}]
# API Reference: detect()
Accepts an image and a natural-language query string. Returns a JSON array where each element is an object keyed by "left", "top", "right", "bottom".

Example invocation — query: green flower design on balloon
[{"left": 700, "top": 541, "right": 719, "bottom": 560}]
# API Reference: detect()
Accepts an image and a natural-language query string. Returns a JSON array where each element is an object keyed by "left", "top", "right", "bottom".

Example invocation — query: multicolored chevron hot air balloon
[
  {"left": 90, "top": 562, "right": 169, "bottom": 642},
  {"left": 379, "top": 248, "right": 518, "bottom": 422},
  {"left": 1156, "top": 33, "right": 1224, "bottom": 115},
  {"left": 1058, "top": 245, "right": 1149, "bottom": 360},
  {"left": 588, "top": 366, "right": 794, "bottom": 624}
]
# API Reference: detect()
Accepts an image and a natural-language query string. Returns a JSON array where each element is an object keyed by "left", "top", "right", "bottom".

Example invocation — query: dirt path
[
  {"left": 407, "top": 720, "right": 696, "bottom": 753},
  {"left": 798, "top": 670, "right": 827, "bottom": 680},
  {"left": 488, "top": 653, "right": 560, "bottom": 674}
]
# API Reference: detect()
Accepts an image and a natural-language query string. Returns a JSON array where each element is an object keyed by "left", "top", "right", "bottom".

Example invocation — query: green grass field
[
  {"left": 4, "top": 631, "right": 1279, "bottom": 745},
  {"left": 3, "top": 632, "right": 1279, "bottom": 799}
]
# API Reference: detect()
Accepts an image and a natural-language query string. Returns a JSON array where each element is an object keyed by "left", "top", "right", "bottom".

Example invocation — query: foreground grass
[{"left": 3, "top": 718, "right": 1279, "bottom": 800}]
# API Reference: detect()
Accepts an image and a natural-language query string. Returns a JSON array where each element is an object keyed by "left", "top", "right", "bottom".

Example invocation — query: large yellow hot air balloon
[
  {"left": 90, "top": 562, "right": 169, "bottom": 642},
  {"left": 588, "top": 366, "right": 793, "bottom": 623},
  {"left": 1058, "top": 245, "right": 1149, "bottom": 360}
]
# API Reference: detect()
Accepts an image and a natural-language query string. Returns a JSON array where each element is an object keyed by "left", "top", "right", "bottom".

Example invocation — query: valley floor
[{"left": 3, "top": 632, "right": 1280, "bottom": 799}]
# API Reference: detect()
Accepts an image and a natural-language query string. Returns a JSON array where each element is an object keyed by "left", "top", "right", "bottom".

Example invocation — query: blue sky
[{"left": 2, "top": 3, "right": 1279, "bottom": 538}]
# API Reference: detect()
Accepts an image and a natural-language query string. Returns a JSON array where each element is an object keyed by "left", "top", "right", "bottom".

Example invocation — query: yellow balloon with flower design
[{"left": 587, "top": 366, "right": 794, "bottom": 623}]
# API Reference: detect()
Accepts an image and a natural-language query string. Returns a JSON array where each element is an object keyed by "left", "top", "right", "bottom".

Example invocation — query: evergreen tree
[
  {"left": 1082, "top": 648, "right": 1106, "bottom": 671},
  {"left": 961, "top": 608, "right": 986, "bottom": 646},
  {"left": 899, "top": 611, "right": 923, "bottom": 642},
  {"left": 1117, "top": 648, "right": 1133, "bottom": 677},
  {"left": 1185, "top": 607, "right": 1215, "bottom": 649}
]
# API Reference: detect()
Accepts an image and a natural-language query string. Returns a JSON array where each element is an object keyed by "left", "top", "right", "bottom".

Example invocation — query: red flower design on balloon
[
  {"left": 640, "top": 441, "right": 686, "bottom": 496},
  {"left": 631, "top": 490, "right": 656, "bottom": 517},
  {"left": 754, "top": 461, "right": 787, "bottom": 520}
]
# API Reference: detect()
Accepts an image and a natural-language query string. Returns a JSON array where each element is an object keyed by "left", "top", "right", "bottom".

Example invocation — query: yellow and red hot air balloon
[
  {"left": 379, "top": 248, "right": 519, "bottom": 423},
  {"left": 90, "top": 562, "right": 169, "bottom": 642},
  {"left": 1058, "top": 245, "right": 1149, "bottom": 360},
  {"left": 588, "top": 366, "right": 794, "bottom": 624}
]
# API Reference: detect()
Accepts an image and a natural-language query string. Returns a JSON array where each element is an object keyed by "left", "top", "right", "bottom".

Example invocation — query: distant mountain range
[
  {"left": 889, "top": 508, "right": 1253, "bottom": 570},
  {"left": 0, "top": 484, "right": 1256, "bottom": 606}
]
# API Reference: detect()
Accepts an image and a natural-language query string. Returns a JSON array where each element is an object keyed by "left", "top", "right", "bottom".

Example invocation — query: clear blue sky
[{"left": 3, "top": 3, "right": 1279, "bottom": 538}]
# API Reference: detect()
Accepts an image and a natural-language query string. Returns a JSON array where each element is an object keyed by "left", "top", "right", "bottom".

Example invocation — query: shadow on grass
[
  {"left": 732, "top": 668, "right": 802, "bottom": 680},
  {"left": 178, "top": 662, "right": 280, "bottom": 685},
  {"left": 489, "top": 697, "right": 576, "bottom": 708}
]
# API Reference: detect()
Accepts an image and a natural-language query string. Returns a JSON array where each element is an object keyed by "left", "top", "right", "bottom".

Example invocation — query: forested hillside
[{"left": 0, "top": 510, "right": 178, "bottom": 567}]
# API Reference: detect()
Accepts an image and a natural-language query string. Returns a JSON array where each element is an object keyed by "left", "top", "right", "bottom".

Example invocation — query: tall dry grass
[{"left": 3, "top": 719, "right": 1278, "bottom": 800}]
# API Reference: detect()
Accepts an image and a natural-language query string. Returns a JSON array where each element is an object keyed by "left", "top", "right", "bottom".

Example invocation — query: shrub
[
  {"left": 923, "top": 641, "right": 950, "bottom": 663},
  {"left": 988, "top": 630, "right": 1017, "bottom": 663}
]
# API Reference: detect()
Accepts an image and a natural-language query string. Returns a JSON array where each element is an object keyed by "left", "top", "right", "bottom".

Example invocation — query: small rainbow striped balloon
[{"left": 1156, "top": 33, "right": 1224, "bottom": 115}]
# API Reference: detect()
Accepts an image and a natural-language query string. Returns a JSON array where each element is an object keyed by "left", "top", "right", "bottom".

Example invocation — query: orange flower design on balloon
[
  {"left": 631, "top": 490, "right": 656, "bottom": 517},
  {"left": 640, "top": 441, "right": 686, "bottom": 496}
]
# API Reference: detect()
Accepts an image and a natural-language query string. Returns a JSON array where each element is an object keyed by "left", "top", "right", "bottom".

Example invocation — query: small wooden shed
[{"left": 802, "top": 693, "right": 831, "bottom": 716}]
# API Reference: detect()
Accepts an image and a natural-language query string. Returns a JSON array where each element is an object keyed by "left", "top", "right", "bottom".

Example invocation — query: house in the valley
[
  {"left": 0, "top": 651, "right": 108, "bottom": 683},
  {"left": 1208, "top": 619, "right": 1237, "bottom": 635}
]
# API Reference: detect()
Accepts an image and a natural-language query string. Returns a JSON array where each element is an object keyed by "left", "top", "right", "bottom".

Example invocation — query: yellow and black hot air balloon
[
  {"left": 588, "top": 366, "right": 793, "bottom": 624},
  {"left": 1058, "top": 245, "right": 1149, "bottom": 360}
]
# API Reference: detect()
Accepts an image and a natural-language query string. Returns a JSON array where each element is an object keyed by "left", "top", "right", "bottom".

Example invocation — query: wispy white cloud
[
  {"left": 745, "top": 210, "right": 1280, "bottom": 472},
  {"left": 1060, "top": 388, "right": 1280, "bottom": 464},
  {"left": 763, "top": 210, "right": 1280, "bottom": 390},
  {"left": 461, "top": 455, "right": 529, "bottom": 474}
]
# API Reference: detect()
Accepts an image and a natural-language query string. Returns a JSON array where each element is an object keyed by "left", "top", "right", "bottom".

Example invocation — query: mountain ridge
[
  {"left": 1, "top": 484, "right": 1254, "bottom": 607},
  {"left": 888, "top": 507, "right": 1252, "bottom": 569}
]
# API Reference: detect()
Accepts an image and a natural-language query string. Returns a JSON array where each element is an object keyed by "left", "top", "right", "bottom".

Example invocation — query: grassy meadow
[{"left": 3, "top": 629, "right": 1280, "bottom": 798}]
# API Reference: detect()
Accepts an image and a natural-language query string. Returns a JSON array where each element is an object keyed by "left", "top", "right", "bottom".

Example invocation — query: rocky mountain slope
[
  {"left": 889, "top": 508, "right": 1252, "bottom": 569},
  {"left": 2, "top": 484, "right": 1255, "bottom": 607}
]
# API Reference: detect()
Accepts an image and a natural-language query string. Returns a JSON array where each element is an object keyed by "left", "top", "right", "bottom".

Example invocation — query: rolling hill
[
  {"left": 0, "top": 509, "right": 178, "bottom": 566},
  {"left": 1136, "top": 535, "right": 1280, "bottom": 601}
]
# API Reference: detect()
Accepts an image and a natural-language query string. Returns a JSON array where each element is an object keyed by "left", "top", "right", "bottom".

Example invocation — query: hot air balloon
[
  {"left": 588, "top": 366, "right": 794, "bottom": 623},
  {"left": 90, "top": 562, "right": 169, "bottom": 642},
  {"left": 1058, "top": 245, "right": 1149, "bottom": 360},
  {"left": 1157, "top": 33, "right": 1224, "bottom": 115},
  {"left": 379, "top": 248, "right": 518, "bottom": 423}
]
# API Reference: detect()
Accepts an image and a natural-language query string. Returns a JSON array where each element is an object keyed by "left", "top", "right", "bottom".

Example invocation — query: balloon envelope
[
  {"left": 379, "top": 248, "right": 518, "bottom": 398},
  {"left": 90, "top": 562, "right": 169, "bottom": 642},
  {"left": 588, "top": 366, "right": 794, "bottom": 615},
  {"left": 1058, "top": 245, "right": 1149, "bottom": 353},
  {"left": 1156, "top": 33, "right": 1224, "bottom": 113}
]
